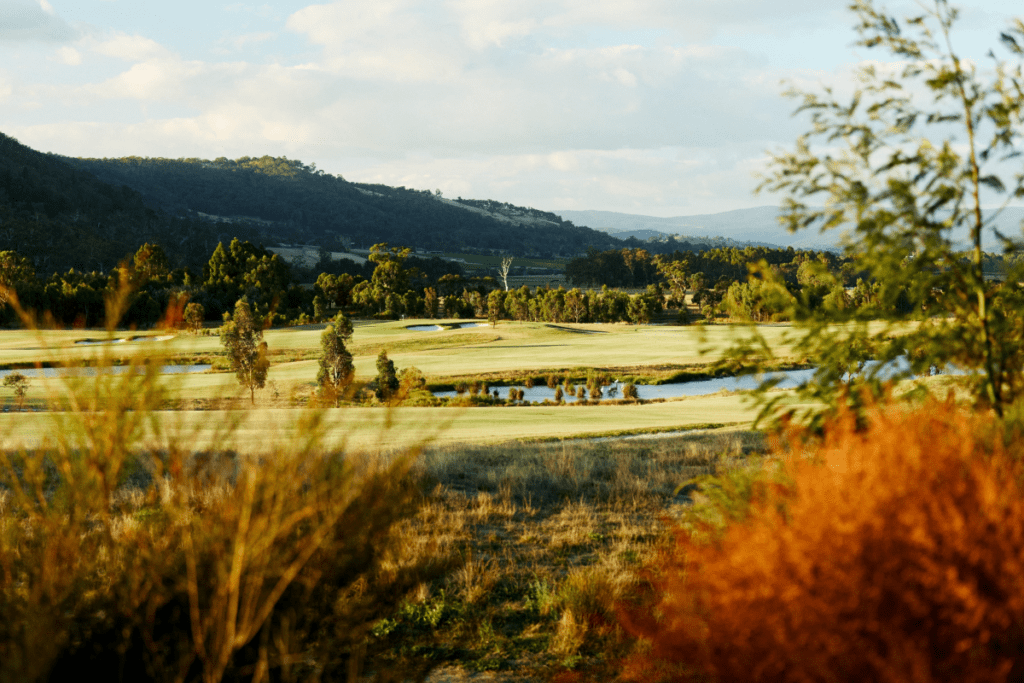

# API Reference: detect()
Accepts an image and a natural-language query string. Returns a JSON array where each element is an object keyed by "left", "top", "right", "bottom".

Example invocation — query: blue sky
[{"left": 1, "top": 0, "right": 1022, "bottom": 216}]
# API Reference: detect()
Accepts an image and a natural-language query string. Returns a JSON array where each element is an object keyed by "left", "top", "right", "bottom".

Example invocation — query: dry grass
[
  {"left": 368, "top": 429, "right": 768, "bottom": 678},
  {"left": 0, "top": 287, "right": 445, "bottom": 683}
]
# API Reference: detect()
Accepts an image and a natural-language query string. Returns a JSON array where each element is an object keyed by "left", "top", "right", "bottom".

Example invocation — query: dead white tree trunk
[{"left": 499, "top": 256, "right": 513, "bottom": 292}]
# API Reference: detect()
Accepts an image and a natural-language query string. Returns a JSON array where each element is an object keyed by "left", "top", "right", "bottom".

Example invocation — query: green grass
[
  {"left": 0, "top": 393, "right": 772, "bottom": 450},
  {"left": 0, "top": 319, "right": 803, "bottom": 404}
]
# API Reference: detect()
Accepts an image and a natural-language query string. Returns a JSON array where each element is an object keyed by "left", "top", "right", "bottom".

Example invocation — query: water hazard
[
  {"left": 406, "top": 322, "right": 485, "bottom": 332},
  {"left": 74, "top": 335, "right": 176, "bottom": 346},
  {"left": 0, "top": 364, "right": 213, "bottom": 379},
  {"left": 435, "top": 368, "right": 818, "bottom": 402}
]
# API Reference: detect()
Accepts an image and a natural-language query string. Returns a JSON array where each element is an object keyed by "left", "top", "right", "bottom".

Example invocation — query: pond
[
  {"left": 0, "top": 364, "right": 213, "bottom": 379},
  {"left": 74, "top": 335, "right": 176, "bottom": 345},
  {"left": 406, "top": 322, "right": 485, "bottom": 332},
  {"left": 434, "top": 368, "right": 819, "bottom": 402},
  {"left": 434, "top": 358, "right": 969, "bottom": 403}
]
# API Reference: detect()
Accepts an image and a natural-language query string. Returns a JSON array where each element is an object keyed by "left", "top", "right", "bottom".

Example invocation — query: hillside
[
  {"left": 64, "top": 156, "right": 624, "bottom": 258},
  {"left": 0, "top": 132, "right": 257, "bottom": 274}
]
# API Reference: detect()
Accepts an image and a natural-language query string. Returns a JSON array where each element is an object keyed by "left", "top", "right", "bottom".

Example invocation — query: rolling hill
[{"left": 63, "top": 156, "right": 623, "bottom": 259}]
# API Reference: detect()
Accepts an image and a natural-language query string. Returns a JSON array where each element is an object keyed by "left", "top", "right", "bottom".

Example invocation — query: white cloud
[
  {"left": 219, "top": 31, "right": 276, "bottom": 52},
  {"left": 56, "top": 45, "right": 80, "bottom": 65},
  {"left": 23, "top": 0, "right": 1013, "bottom": 217},
  {"left": 325, "top": 145, "right": 779, "bottom": 216},
  {"left": 86, "top": 33, "right": 174, "bottom": 61},
  {"left": 0, "top": 0, "right": 77, "bottom": 42},
  {"left": 446, "top": 0, "right": 839, "bottom": 45}
]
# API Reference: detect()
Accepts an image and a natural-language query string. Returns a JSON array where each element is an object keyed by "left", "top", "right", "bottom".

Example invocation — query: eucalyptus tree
[
  {"left": 220, "top": 299, "right": 270, "bottom": 405},
  {"left": 729, "top": 0, "right": 1024, "bottom": 425},
  {"left": 317, "top": 313, "right": 355, "bottom": 405}
]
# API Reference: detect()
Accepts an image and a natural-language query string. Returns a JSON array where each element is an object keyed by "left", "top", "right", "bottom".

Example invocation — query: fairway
[
  {"left": 0, "top": 320, "right": 814, "bottom": 447},
  {"left": 0, "top": 320, "right": 803, "bottom": 396},
  {"left": 342, "top": 320, "right": 799, "bottom": 380},
  {"left": 0, "top": 392, "right": 767, "bottom": 451}
]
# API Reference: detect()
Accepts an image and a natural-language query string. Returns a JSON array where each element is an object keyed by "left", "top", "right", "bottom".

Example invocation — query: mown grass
[
  {"left": 0, "top": 319, "right": 802, "bottom": 389},
  {"left": 0, "top": 395, "right": 772, "bottom": 450}
]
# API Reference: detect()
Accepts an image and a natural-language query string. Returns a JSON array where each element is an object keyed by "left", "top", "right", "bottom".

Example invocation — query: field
[
  {"left": 0, "top": 319, "right": 854, "bottom": 680},
  {"left": 0, "top": 319, "right": 801, "bottom": 394}
]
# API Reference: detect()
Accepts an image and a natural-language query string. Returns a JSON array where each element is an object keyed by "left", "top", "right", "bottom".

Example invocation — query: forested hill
[
  {"left": 0, "top": 132, "right": 260, "bottom": 274},
  {"left": 64, "top": 155, "right": 624, "bottom": 258}
]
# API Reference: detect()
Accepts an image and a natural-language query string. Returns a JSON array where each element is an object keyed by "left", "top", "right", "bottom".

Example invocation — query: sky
[{"left": 1, "top": 0, "right": 1023, "bottom": 217}]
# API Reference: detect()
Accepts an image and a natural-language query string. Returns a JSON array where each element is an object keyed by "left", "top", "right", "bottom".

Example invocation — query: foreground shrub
[
  {"left": 622, "top": 401, "right": 1024, "bottom": 683},
  {"left": 0, "top": 288, "right": 439, "bottom": 682}
]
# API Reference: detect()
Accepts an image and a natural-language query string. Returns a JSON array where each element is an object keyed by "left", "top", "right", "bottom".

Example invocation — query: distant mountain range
[
  {"left": 556, "top": 207, "right": 838, "bottom": 250},
  {"left": 556, "top": 206, "right": 1024, "bottom": 251}
]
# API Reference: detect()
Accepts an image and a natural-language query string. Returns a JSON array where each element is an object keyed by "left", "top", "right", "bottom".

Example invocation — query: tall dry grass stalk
[
  {"left": 622, "top": 400, "right": 1024, "bottom": 683},
  {"left": 0, "top": 283, "right": 438, "bottom": 682}
]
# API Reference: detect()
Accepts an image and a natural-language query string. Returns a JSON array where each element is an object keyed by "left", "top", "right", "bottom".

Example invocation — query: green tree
[
  {"left": 375, "top": 349, "right": 399, "bottom": 403},
  {"left": 367, "top": 243, "right": 412, "bottom": 295},
  {"left": 655, "top": 255, "right": 690, "bottom": 307},
  {"left": 205, "top": 239, "right": 291, "bottom": 315},
  {"left": 316, "top": 272, "right": 355, "bottom": 309},
  {"left": 723, "top": 264, "right": 795, "bottom": 323},
  {"left": 627, "top": 295, "right": 651, "bottom": 325},
  {"left": 486, "top": 289, "right": 504, "bottom": 327},
  {"left": 0, "top": 250, "right": 33, "bottom": 305},
  {"left": 424, "top": 287, "right": 439, "bottom": 319},
  {"left": 734, "top": 0, "right": 1024, "bottom": 423},
  {"left": 221, "top": 299, "right": 270, "bottom": 405},
  {"left": 3, "top": 372, "right": 28, "bottom": 410},
  {"left": 317, "top": 313, "right": 355, "bottom": 405},
  {"left": 183, "top": 302, "right": 205, "bottom": 334},
  {"left": 564, "top": 288, "right": 586, "bottom": 323},
  {"left": 131, "top": 242, "right": 170, "bottom": 285}
]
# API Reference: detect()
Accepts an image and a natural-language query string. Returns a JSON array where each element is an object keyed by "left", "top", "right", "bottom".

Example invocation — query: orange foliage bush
[{"left": 622, "top": 401, "right": 1024, "bottom": 682}]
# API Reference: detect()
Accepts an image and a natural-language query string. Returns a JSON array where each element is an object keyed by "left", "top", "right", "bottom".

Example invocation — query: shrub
[
  {"left": 621, "top": 401, "right": 1024, "bottom": 683},
  {"left": 2, "top": 372, "right": 28, "bottom": 409},
  {"left": 0, "top": 292, "right": 437, "bottom": 683}
]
